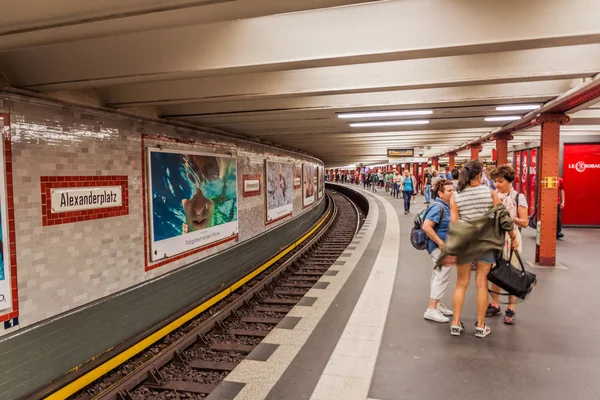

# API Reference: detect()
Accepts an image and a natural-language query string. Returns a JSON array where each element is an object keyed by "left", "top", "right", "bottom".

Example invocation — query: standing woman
[
  {"left": 448, "top": 160, "right": 519, "bottom": 338},
  {"left": 401, "top": 170, "right": 417, "bottom": 214},
  {"left": 488, "top": 165, "right": 529, "bottom": 324}
]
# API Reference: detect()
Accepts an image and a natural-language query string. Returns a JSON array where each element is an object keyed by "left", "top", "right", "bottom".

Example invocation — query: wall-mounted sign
[
  {"left": 387, "top": 148, "right": 414, "bottom": 158},
  {"left": 293, "top": 175, "right": 301, "bottom": 189},
  {"left": 242, "top": 174, "right": 261, "bottom": 197},
  {"left": 51, "top": 186, "right": 122, "bottom": 213}
]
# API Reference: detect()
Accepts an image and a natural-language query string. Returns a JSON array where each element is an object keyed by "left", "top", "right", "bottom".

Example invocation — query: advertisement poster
[
  {"left": 514, "top": 151, "right": 522, "bottom": 192},
  {"left": 148, "top": 148, "right": 238, "bottom": 261},
  {"left": 563, "top": 143, "right": 600, "bottom": 225},
  {"left": 529, "top": 148, "right": 537, "bottom": 215},
  {"left": 303, "top": 164, "right": 316, "bottom": 207},
  {"left": 318, "top": 166, "right": 325, "bottom": 199},
  {"left": 265, "top": 160, "right": 293, "bottom": 222},
  {"left": 0, "top": 130, "right": 11, "bottom": 312}
]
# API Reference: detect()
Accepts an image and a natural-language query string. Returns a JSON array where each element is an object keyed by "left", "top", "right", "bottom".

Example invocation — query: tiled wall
[{"left": 0, "top": 98, "right": 323, "bottom": 335}]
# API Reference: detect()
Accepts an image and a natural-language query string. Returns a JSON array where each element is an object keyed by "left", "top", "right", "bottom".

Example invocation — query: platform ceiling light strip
[
  {"left": 496, "top": 105, "right": 541, "bottom": 111},
  {"left": 484, "top": 116, "right": 522, "bottom": 122},
  {"left": 349, "top": 120, "right": 430, "bottom": 127},
  {"left": 338, "top": 110, "right": 433, "bottom": 119}
]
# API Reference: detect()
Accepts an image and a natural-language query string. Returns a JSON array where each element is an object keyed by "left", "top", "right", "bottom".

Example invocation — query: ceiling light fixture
[
  {"left": 349, "top": 120, "right": 430, "bottom": 128},
  {"left": 338, "top": 110, "right": 433, "bottom": 119},
  {"left": 495, "top": 105, "right": 540, "bottom": 111},
  {"left": 484, "top": 116, "right": 521, "bottom": 122}
]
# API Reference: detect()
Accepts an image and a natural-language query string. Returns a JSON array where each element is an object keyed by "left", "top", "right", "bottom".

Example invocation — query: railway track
[{"left": 66, "top": 190, "right": 361, "bottom": 400}]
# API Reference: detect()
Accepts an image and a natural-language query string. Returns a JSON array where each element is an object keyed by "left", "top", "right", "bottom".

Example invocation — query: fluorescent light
[
  {"left": 338, "top": 110, "right": 433, "bottom": 119},
  {"left": 349, "top": 120, "right": 430, "bottom": 128},
  {"left": 484, "top": 116, "right": 521, "bottom": 122},
  {"left": 496, "top": 105, "right": 540, "bottom": 111}
]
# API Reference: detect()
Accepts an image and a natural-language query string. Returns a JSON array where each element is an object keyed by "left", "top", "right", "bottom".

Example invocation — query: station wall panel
[{"left": 0, "top": 97, "right": 323, "bottom": 335}]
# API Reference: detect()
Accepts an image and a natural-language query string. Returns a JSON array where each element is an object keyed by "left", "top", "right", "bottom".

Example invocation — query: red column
[
  {"left": 447, "top": 153, "right": 456, "bottom": 171},
  {"left": 405, "top": 163, "right": 410, "bottom": 171},
  {"left": 535, "top": 114, "right": 570, "bottom": 266},
  {"left": 431, "top": 157, "right": 439, "bottom": 171},
  {"left": 495, "top": 133, "right": 512, "bottom": 165},
  {"left": 469, "top": 144, "right": 482, "bottom": 160},
  {"left": 412, "top": 163, "right": 418, "bottom": 180},
  {"left": 396, "top": 164, "right": 402, "bottom": 172}
]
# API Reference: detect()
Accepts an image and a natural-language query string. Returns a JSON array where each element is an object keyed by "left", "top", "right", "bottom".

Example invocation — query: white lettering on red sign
[{"left": 568, "top": 162, "right": 600, "bottom": 173}]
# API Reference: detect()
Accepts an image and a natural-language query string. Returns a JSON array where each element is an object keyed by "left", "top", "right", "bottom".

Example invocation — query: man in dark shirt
[{"left": 423, "top": 168, "right": 432, "bottom": 204}]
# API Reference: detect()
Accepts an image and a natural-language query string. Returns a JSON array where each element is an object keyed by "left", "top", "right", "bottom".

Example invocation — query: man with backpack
[{"left": 421, "top": 179, "right": 455, "bottom": 323}]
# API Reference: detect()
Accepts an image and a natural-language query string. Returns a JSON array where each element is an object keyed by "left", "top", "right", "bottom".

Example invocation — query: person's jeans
[
  {"left": 424, "top": 184, "right": 431, "bottom": 203},
  {"left": 403, "top": 191, "right": 412, "bottom": 211},
  {"left": 557, "top": 205, "right": 563, "bottom": 234}
]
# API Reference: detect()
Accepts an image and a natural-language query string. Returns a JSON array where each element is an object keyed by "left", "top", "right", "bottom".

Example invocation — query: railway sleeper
[
  {"left": 144, "top": 380, "right": 217, "bottom": 394},
  {"left": 280, "top": 282, "right": 314, "bottom": 288},
  {"left": 260, "top": 298, "right": 299, "bottom": 305},
  {"left": 241, "top": 316, "right": 282, "bottom": 324},
  {"left": 187, "top": 360, "right": 238, "bottom": 371},
  {"left": 253, "top": 305, "right": 292, "bottom": 313},
  {"left": 227, "top": 328, "right": 270, "bottom": 337},
  {"left": 272, "top": 289, "right": 306, "bottom": 296},
  {"left": 210, "top": 342, "right": 256, "bottom": 354}
]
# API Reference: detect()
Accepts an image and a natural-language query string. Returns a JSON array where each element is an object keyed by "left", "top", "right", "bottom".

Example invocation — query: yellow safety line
[{"left": 45, "top": 208, "right": 331, "bottom": 400}]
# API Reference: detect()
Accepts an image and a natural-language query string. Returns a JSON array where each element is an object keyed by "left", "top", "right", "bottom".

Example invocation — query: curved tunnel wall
[{"left": 0, "top": 95, "right": 325, "bottom": 399}]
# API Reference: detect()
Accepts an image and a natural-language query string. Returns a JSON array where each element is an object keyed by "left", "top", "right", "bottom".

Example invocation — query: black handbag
[{"left": 488, "top": 250, "right": 537, "bottom": 300}]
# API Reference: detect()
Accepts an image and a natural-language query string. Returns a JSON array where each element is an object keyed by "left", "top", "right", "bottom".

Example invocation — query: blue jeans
[
  {"left": 424, "top": 184, "right": 431, "bottom": 203},
  {"left": 403, "top": 191, "right": 412, "bottom": 211}
]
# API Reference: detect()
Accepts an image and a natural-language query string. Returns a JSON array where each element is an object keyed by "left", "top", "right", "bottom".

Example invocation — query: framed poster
[
  {"left": 303, "top": 164, "right": 316, "bottom": 207},
  {"left": 0, "top": 120, "right": 11, "bottom": 313},
  {"left": 265, "top": 160, "right": 293, "bottom": 223},
  {"left": 317, "top": 166, "right": 325, "bottom": 199},
  {"left": 147, "top": 148, "right": 238, "bottom": 261}
]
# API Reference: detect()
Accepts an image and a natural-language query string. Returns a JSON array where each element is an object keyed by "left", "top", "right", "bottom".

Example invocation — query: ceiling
[{"left": 1, "top": 0, "right": 600, "bottom": 167}]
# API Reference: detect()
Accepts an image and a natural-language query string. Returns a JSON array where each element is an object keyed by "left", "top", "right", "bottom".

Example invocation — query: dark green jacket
[{"left": 435, "top": 204, "right": 514, "bottom": 268}]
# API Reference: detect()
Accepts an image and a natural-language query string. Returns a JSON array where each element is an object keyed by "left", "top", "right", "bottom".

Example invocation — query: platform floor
[{"left": 216, "top": 184, "right": 600, "bottom": 400}]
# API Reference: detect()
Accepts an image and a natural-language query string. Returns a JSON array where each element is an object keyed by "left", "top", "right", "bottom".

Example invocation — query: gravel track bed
[
  {"left": 208, "top": 333, "right": 263, "bottom": 346},
  {"left": 184, "top": 347, "right": 246, "bottom": 363}
]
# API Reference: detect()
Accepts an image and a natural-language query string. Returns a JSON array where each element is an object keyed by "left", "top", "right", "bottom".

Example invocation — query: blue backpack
[{"left": 410, "top": 203, "right": 446, "bottom": 250}]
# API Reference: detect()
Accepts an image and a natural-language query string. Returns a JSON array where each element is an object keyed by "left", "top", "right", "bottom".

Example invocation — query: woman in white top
[
  {"left": 447, "top": 160, "right": 519, "bottom": 338},
  {"left": 489, "top": 165, "right": 529, "bottom": 324}
]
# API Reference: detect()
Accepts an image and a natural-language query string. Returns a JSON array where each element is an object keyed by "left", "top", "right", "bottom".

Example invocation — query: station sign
[
  {"left": 51, "top": 186, "right": 122, "bottom": 213},
  {"left": 242, "top": 174, "right": 261, "bottom": 197},
  {"left": 387, "top": 148, "right": 414, "bottom": 158},
  {"left": 389, "top": 157, "right": 429, "bottom": 163}
]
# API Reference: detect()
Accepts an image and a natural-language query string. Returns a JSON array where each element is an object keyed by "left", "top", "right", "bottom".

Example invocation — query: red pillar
[
  {"left": 495, "top": 133, "right": 512, "bottom": 165},
  {"left": 412, "top": 163, "right": 418, "bottom": 180},
  {"left": 535, "top": 114, "right": 570, "bottom": 266},
  {"left": 431, "top": 157, "right": 439, "bottom": 171},
  {"left": 469, "top": 144, "right": 482, "bottom": 160},
  {"left": 405, "top": 163, "right": 410, "bottom": 171},
  {"left": 447, "top": 153, "right": 456, "bottom": 171},
  {"left": 396, "top": 164, "right": 401, "bottom": 173}
]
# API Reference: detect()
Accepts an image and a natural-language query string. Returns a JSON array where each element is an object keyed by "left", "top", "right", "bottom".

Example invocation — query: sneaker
[
  {"left": 424, "top": 308, "right": 449, "bottom": 323},
  {"left": 450, "top": 321, "right": 465, "bottom": 336},
  {"left": 475, "top": 324, "right": 491, "bottom": 338},
  {"left": 557, "top": 232, "right": 564, "bottom": 239},
  {"left": 486, "top": 304, "right": 501, "bottom": 317},
  {"left": 437, "top": 303, "right": 453, "bottom": 316},
  {"left": 504, "top": 309, "right": 516, "bottom": 324}
]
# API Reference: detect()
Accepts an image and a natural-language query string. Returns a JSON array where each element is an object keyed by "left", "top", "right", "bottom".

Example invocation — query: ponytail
[{"left": 456, "top": 160, "right": 483, "bottom": 192}]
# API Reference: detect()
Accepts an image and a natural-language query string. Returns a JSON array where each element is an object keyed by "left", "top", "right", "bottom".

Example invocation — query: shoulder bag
[{"left": 488, "top": 250, "right": 537, "bottom": 300}]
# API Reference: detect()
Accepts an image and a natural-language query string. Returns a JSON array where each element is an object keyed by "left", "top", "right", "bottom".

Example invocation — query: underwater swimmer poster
[
  {"left": 265, "top": 160, "right": 293, "bottom": 222},
  {"left": 147, "top": 148, "right": 238, "bottom": 262}
]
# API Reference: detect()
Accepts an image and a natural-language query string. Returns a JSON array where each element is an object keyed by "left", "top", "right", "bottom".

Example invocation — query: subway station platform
[{"left": 215, "top": 183, "right": 600, "bottom": 400}]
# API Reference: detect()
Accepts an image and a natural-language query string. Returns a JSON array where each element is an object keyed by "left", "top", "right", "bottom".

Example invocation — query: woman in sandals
[
  {"left": 488, "top": 165, "right": 529, "bottom": 324},
  {"left": 447, "top": 160, "right": 519, "bottom": 338}
]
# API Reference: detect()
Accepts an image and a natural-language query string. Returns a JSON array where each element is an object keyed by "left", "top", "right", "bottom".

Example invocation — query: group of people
[{"left": 421, "top": 160, "right": 528, "bottom": 338}]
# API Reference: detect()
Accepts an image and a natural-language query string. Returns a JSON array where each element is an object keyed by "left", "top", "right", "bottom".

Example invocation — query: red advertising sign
[
  {"left": 521, "top": 150, "right": 529, "bottom": 196},
  {"left": 563, "top": 143, "right": 600, "bottom": 225},
  {"left": 514, "top": 151, "right": 522, "bottom": 191},
  {"left": 528, "top": 148, "right": 537, "bottom": 215}
]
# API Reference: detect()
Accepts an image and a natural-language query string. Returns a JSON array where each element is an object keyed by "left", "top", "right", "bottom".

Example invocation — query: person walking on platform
[
  {"left": 423, "top": 179, "right": 455, "bottom": 323},
  {"left": 401, "top": 170, "right": 417, "bottom": 214},
  {"left": 451, "top": 168, "right": 460, "bottom": 189},
  {"left": 423, "top": 168, "right": 432, "bottom": 205},
  {"left": 394, "top": 171, "right": 402, "bottom": 199},
  {"left": 557, "top": 177, "right": 566, "bottom": 239},
  {"left": 487, "top": 165, "right": 528, "bottom": 324},
  {"left": 371, "top": 172, "right": 378, "bottom": 192},
  {"left": 438, "top": 160, "right": 519, "bottom": 338}
]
